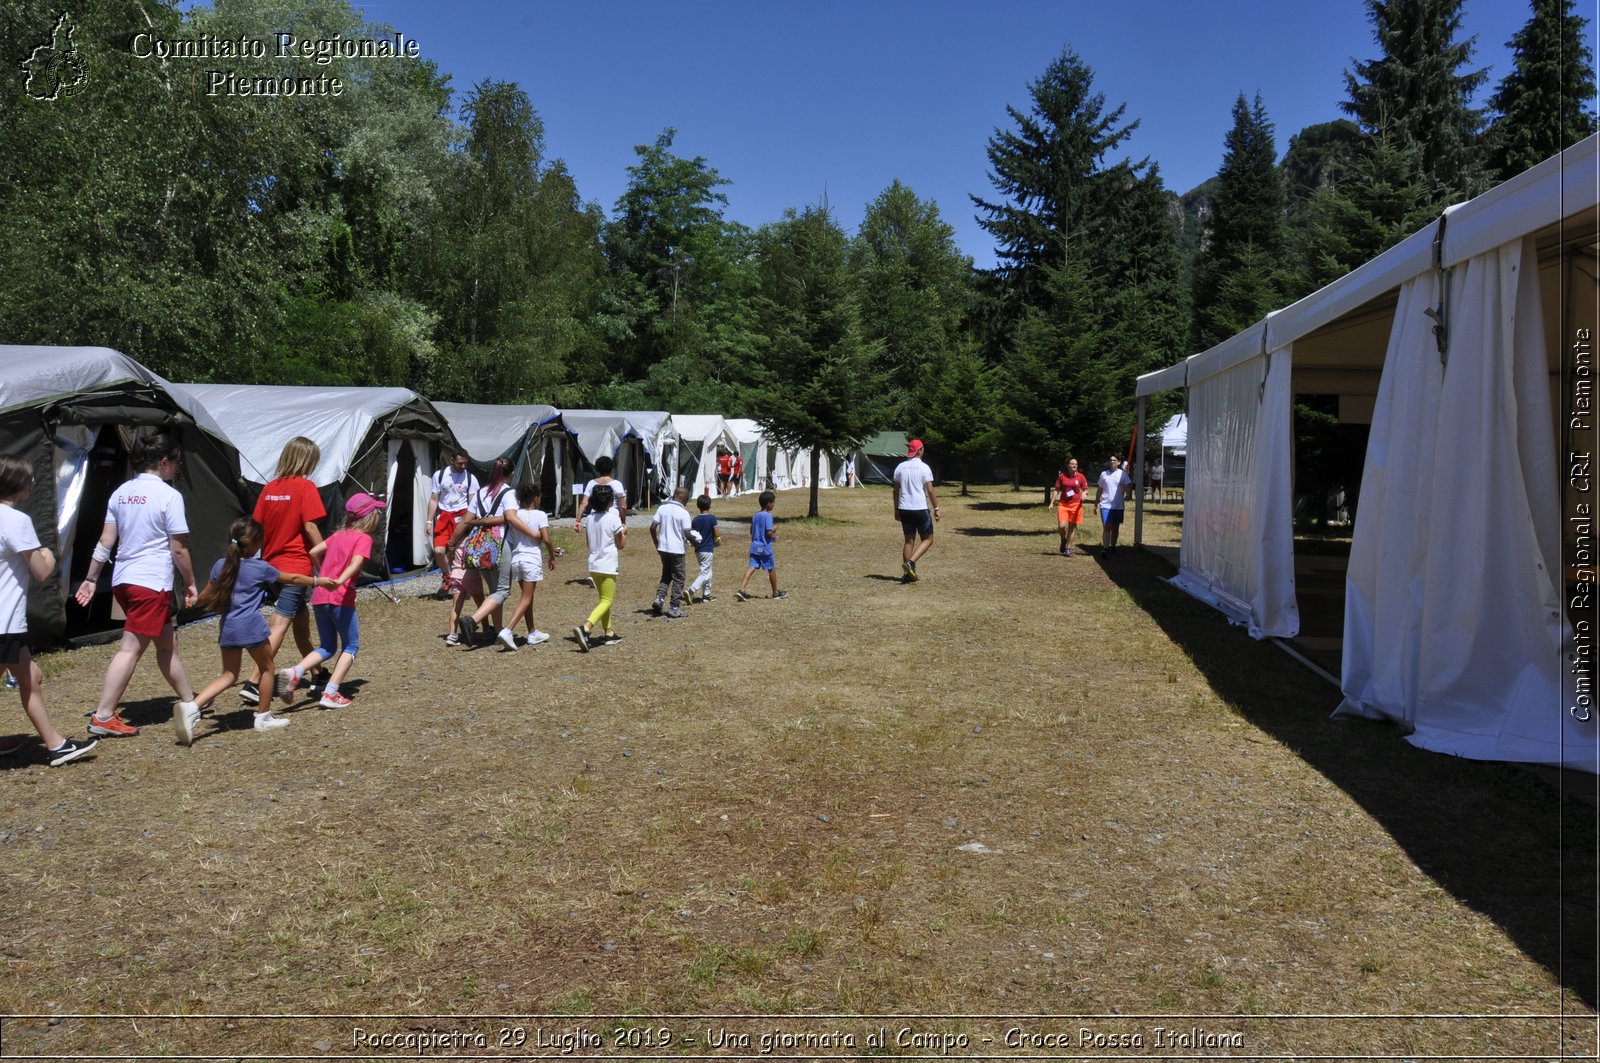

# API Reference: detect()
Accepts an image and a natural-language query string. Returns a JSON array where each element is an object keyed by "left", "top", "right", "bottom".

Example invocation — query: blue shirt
[
  {"left": 750, "top": 510, "right": 774, "bottom": 552},
  {"left": 691, "top": 513, "right": 718, "bottom": 553},
  {"left": 211, "top": 557, "right": 279, "bottom": 648}
]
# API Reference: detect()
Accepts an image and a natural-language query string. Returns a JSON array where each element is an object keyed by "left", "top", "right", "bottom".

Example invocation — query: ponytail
[{"left": 196, "top": 518, "right": 261, "bottom": 615}]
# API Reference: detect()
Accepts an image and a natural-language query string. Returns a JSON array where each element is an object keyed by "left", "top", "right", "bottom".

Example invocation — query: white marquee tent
[
  {"left": 433, "top": 401, "right": 573, "bottom": 514},
  {"left": 671, "top": 414, "right": 741, "bottom": 498},
  {"left": 560, "top": 410, "right": 679, "bottom": 509},
  {"left": 725, "top": 418, "right": 767, "bottom": 493},
  {"left": 1133, "top": 135, "right": 1599, "bottom": 773}
]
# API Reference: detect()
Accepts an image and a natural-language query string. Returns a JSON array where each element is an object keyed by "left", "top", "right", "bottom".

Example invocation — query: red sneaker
[{"left": 88, "top": 713, "right": 139, "bottom": 737}]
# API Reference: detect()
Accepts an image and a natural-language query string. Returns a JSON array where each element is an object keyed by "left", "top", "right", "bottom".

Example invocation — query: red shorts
[
  {"left": 433, "top": 509, "right": 466, "bottom": 551},
  {"left": 1057, "top": 502, "right": 1083, "bottom": 527},
  {"left": 114, "top": 584, "right": 173, "bottom": 638}
]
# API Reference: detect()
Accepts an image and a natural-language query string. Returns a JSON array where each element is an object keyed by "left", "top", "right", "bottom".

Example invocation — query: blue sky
[{"left": 355, "top": 0, "right": 1538, "bottom": 268}]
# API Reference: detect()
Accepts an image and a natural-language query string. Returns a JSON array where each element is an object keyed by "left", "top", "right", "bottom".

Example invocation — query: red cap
[{"left": 906, "top": 438, "right": 924, "bottom": 456}]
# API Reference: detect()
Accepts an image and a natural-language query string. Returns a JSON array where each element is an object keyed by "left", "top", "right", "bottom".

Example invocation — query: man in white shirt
[
  {"left": 1095, "top": 454, "right": 1134, "bottom": 555},
  {"left": 891, "top": 438, "right": 939, "bottom": 583},
  {"left": 650, "top": 486, "right": 699, "bottom": 617},
  {"left": 426, "top": 450, "right": 478, "bottom": 594}
]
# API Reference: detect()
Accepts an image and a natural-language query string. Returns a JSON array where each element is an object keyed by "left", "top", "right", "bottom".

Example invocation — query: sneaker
[
  {"left": 458, "top": 616, "right": 479, "bottom": 645},
  {"left": 254, "top": 711, "right": 289, "bottom": 730},
  {"left": 496, "top": 627, "right": 518, "bottom": 650},
  {"left": 1065, "top": 546, "right": 1073, "bottom": 557},
  {"left": 173, "top": 700, "right": 201, "bottom": 748},
  {"left": 277, "top": 667, "right": 299, "bottom": 705},
  {"left": 318, "top": 692, "right": 351, "bottom": 710},
  {"left": 444, "top": 632, "right": 461, "bottom": 646},
  {"left": 702, "top": 593, "right": 717, "bottom": 602},
  {"left": 574, "top": 625, "right": 590, "bottom": 652},
  {"left": 772, "top": 590, "right": 789, "bottom": 600},
  {"left": 651, "top": 598, "right": 664, "bottom": 616},
  {"left": 527, "top": 629, "right": 550, "bottom": 645},
  {"left": 665, "top": 608, "right": 688, "bottom": 619},
  {"left": 47, "top": 736, "right": 97, "bottom": 767},
  {"left": 88, "top": 713, "right": 138, "bottom": 738},
  {"left": 602, "top": 630, "right": 620, "bottom": 644},
  {"left": 735, "top": 590, "right": 752, "bottom": 602},
  {"left": 239, "top": 680, "right": 260, "bottom": 705},
  {"left": 907, "top": 561, "right": 919, "bottom": 582},
  {"left": 902, "top": 559, "right": 913, "bottom": 578},
  {"left": 1059, "top": 540, "right": 1068, "bottom": 555},
  {"left": 3, "top": 671, "right": 15, "bottom": 689}
]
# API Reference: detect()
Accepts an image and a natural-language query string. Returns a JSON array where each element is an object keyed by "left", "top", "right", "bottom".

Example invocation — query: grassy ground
[{"left": 0, "top": 484, "right": 1592, "bottom": 1059}]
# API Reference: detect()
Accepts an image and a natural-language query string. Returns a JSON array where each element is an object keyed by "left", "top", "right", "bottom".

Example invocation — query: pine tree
[
  {"left": 1192, "top": 93, "right": 1285, "bottom": 351},
  {"left": 1343, "top": 0, "right": 1489, "bottom": 199},
  {"left": 1486, "top": 0, "right": 1599, "bottom": 181}
]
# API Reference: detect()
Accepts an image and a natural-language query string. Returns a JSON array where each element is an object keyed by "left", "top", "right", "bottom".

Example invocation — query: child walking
[
  {"left": 0, "top": 455, "right": 97, "bottom": 766},
  {"left": 573, "top": 484, "right": 625, "bottom": 651},
  {"left": 185, "top": 518, "right": 334, "bottom": 742},
  {"left": 493, "top": 481, "right": 556, "bottom": 650},
  {"left": 735, "top": 491, "right": 787, "bottom": 601},
  {"left": 278, "top": 493, "right": 385, "bottom": 709},
  {"left": 687, "top": 494, "right": 720, "bottom": 603},
  {"left": 650, "top": 485, "right": 698, "bottom": 618}
]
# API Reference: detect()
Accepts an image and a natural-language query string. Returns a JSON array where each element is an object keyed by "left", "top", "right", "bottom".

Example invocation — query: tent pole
[{"left": 1134, "top": 396, "right": 1147, "bottom": 547}]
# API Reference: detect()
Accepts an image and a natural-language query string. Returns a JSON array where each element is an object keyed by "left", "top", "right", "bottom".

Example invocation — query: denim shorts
[{"left": 274, "top": 581, "right": 311, "bottom": 619}]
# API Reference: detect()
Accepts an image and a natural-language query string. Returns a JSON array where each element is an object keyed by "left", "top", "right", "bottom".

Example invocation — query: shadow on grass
[
  {"left": 968, "top": 500, "right": 1047, "bottom": 512},
  {"left": 1108, "top": 545, "right": 1599, "bottom": 1007},
  {"left": 863, "top": 574, "right": 906, "bottom": 583},
  {"left": 954, "top": 526, "right": 1052, "bottom": 538}
]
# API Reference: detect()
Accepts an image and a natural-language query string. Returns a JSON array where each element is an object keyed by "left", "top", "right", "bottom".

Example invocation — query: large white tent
[
  {"left": 725, "top": 418, "right": 767, "bottom": 493},
  {"left": 0, "top": 347, "right": 246, "bottom": 639},
  {"left": 671, "top": 414, "right": 741, "bottom": 499},
  {"left": 1132, "top": 135, "right": 1598, "bottom": 773},
  {"left": 433, "top": 402, "right": 573, "bottom": 514},
  {"left": 560, "top": 410, "right": 679, "bottom": 509},
  {"left": 172, "top": 384, "right": 460, "bottom": 578}
]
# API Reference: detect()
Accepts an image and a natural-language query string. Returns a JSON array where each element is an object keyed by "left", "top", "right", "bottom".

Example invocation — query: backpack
[{"left": 462, "top": 486, "right": 511, "bottom": 570}]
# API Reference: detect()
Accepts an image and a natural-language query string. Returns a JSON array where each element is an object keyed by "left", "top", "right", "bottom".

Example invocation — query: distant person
[
  {"left": 0, "top": 454, "right": 97, "bottom": 766},
  {"left": 892, "top": 438, "right": 938, "bottom": 583},
  {"left": 735, "top": 491, "right": 786, "bottom": 601},
  {"left": 716, "top": 450, "right": 733, "bottom": 497},
  {"left": 1051, "top": 456, "right": 1089, "bottom": 557},
  {"left": 73, "top": 431, "right": 202, "bottom": 739},
  {"left": 844, "top": 456, "right": 856, "bottom": 488},
  {"left": 687, "top": 494, "right": 721, "bottom": 602},
  {"left": 574, "top": 484, "right": 625, "bottom": 651},
  {"left": 650, "top": 485, "right": 698, "bottom": 618},
  {"left": 241, "top": 435, "right": 326, "bottom": 706},
  {"left": 187, "top": 518, "right": 333, "bottom": 741},
  {"left": 730, "top": 453, "right": 744, "bottom": 497},
  {"left": 427, "top": 450, "right": 477, "bottom": 596},
  {"left": 1151, "top": 460, "right": 1164, "bottom": 502},
  {"left": 574, "top": 455, "right": 628, "bottom": 529},
  {"left": 1095, "top": 454, "right": 1134, "bottom": 555},
  {"left": 278, "top": 492, "right": 385, "bottom": 709}
]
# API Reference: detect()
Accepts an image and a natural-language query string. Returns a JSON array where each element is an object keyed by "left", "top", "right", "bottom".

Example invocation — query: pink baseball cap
[
  {"left": 906, "top": 438, "right": 924, "bottom": 456},
  {"left": 345, "top": 491, "right": 388, "bottom": 518}
]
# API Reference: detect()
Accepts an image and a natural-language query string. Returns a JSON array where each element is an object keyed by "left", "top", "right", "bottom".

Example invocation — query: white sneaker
[
  {"left": 497, "top": 628, "right": 518, "bottom": 651},
  {"left": 528, "top": 629, "right": 550, "bottom": 645},
  {"left": 173, "top": 700, "right": 201, "bottom": 747},
  {"left": 253, "top": 711, "right": 289, "bottom": 731}
]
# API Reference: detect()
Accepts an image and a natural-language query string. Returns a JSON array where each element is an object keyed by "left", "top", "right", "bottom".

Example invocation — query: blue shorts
[
  {"left": 748, "top": 546, "right": 775, "bottom": 572},
  {"left": 312, "top": 604, "right": 360, "bottom": 660},
  {"left": 898, "top": 508, "right": 933, "bottom": 538},
  {"left": 274, "top": 581, "right": 311, "bottom": 620},
  {"left": 1100, "top": 506, "right": 1124, "bottom": 527}
]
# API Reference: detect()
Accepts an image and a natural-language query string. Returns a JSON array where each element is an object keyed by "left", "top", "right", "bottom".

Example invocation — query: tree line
[{"left": 1, "top": 0, "right": 1594, "bottom": 504}]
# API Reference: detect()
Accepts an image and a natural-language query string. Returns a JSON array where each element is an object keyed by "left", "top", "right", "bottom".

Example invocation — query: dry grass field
[{"left": 0, "top": 484, "right": 1593, "bottom": 1059}]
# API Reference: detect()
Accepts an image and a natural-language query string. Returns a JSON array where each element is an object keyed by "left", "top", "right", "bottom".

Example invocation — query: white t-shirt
[
  {"left": 431, "top": 467, "right": 478, "bottom": 513},
  {"left": 107, "top": 473, "right": 188, "bottom": 591},
  {"left": 651, "top": 499, "right": 697, "bottom": 554},
  {"left": 470, "top": 482, "right": 515, "bottom": 536},
  {"left": 892, "top": 457, "right": 934, "bottom": 511},
  {"left": 1098, "top": 467, "right": 1132, "bottom": 510},
  {"left": 508, "top": 507, "right": 549, "bottom": 565},
  {"left": 0, "top": 503, "right": 42, "bottom": 635},
  {"left": 584, "top": 508, "right": 624, "bottom": 575},
  {"left": 582, "top": 478, "right": 628, "bottom": 505}
]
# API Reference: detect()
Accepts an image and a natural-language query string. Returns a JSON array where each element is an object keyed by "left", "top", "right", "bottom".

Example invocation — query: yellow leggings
[{"left": 586, "top": 573, "right": 616, "bottom": 633}]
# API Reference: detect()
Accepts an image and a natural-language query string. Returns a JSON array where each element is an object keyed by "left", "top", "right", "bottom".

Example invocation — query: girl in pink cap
[{"left": 278, "top": 491, "right": 384, "bottom": 709}]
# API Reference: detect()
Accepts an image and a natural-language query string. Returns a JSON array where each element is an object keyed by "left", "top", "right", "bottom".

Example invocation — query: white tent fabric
[
  {"left": 725, "top": 418, "right": 767, "bottom": 492},
  {"left": 433, "top": 401, "right": 570, "bottom": 510},
  {"left": 1160, "top": 413, "right": 1187, "bottom": 454},
  {"left": 560, "top": 410, "right": 679, "bottom": 507},
  {"left": 671, "top": 414, "right": 740, "bottom": 498},
  {"left": 1171, "top": 349, "right": 1299, "bottom": 638},
  {"left": 1337, "top": 237, "right": 1584, "bottom": 769},
  {"left": 172, "top": 383, "right": 431, "bottom": 488}
]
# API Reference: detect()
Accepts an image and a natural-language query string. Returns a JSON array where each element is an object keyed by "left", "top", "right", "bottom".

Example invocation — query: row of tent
[
  {"left": 0, "top": 348, "right": 908, "bottom": 640},
  {"left": 1131, "top": 133, "right": 1598, "bottom": 774}
]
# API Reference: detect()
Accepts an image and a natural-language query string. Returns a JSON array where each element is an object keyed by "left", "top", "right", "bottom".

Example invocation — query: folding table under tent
[
  {"left": 171, "top": 384, "right": 461, "bottom": 580},
  {"left": 560, "top": 410, "right": 679, "bottom": 512},
  {"left": 433, "top": 402, "right": 573, "bottom": 516},
  {"left": 724, "top": 418, "right": 767, "bottom": 493},
  {"left": 671, "top": 414, "right": 741, "bottom": 500},
  {"left": 0, "top": 346, "right": 247, "bottom": 640},
  {"left": 1132, "top": 134, "right": 1598, "bottom": 773}
]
